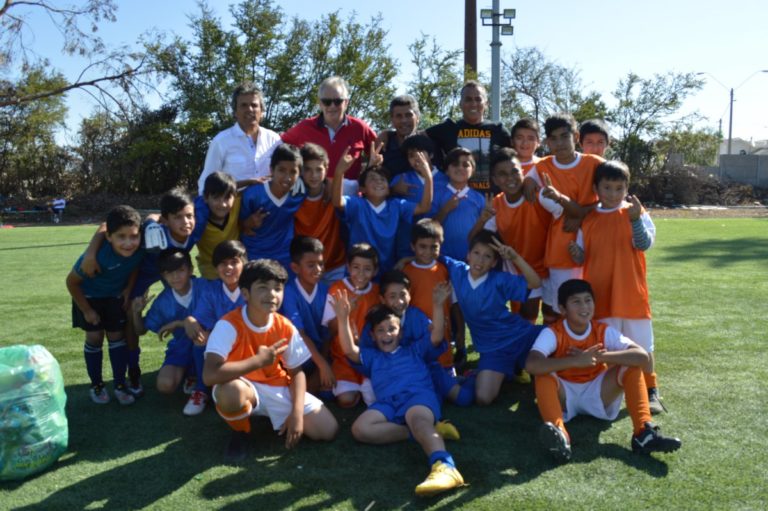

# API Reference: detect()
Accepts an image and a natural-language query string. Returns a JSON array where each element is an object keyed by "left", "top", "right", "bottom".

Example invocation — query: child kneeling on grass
[
  {"left": 332, "top": 284, "right": 465, "bottom": 497},
  {"left": 524, "top": 279, "right": 681, "bottom": 462},
  {"left": 203, "top": 259, "right": 338, "bottom": 462}
]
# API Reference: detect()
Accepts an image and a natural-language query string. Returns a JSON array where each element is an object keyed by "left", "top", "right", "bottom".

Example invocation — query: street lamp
[
  {"left": 697, "top": 70, "right": 768, "bottom": 155},
  {"left": 480, "top": 3, "right": 515, "bottom": 122}
]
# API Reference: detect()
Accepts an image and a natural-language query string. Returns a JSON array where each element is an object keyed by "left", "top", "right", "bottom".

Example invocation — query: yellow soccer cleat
[
  {"left": 435, "top": 420, "right": 460, "bottom": 441},
  {"left": 415, "top": 461, "right": 465, "bottom": 497}
]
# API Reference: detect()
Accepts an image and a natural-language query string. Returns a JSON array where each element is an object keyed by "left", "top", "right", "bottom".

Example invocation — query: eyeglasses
[{"left": 320, "top": 98, "right": 346, "bottom": 106}]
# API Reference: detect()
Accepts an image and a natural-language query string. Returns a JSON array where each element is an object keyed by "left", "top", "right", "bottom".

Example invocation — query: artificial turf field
[{"left": 1, "top": 218, "right": 767, "bottom": 510}]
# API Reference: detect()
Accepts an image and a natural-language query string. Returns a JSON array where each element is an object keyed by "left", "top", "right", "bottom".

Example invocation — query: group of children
[{"left": 66, "top": 113, "right": 681, "bottom": 497}]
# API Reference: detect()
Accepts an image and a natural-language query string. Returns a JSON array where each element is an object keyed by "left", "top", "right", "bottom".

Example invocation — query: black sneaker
[
  {"left": 648, "top": 387, "right": 667, "bottom": 415},
  {"left": 632, "top": 422, "right": 681, "bottom": 454},
  {"left": 539, "top": 422, "right": 572, "bottom": 462},
  {"left": 224, "top": 431, "right": 250, "bottom": 464}
]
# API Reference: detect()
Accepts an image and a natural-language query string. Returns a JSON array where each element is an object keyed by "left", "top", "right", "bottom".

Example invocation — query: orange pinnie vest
[
  {"left": 403, "top": 261, "right": 453, "bottom": 368},
  {"left": 492, "top": 193, "right": 550, "bottom": 278},
  {"left": 549, "top": 319, "right": 611, "bottom": 383}
]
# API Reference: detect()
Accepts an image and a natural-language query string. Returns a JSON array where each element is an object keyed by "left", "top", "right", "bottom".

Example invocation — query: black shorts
[{"left": 71, "top": 297, "right": 127, "bottom": 332}]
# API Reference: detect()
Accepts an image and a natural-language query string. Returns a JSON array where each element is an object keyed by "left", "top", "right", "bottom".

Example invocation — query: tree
[
  {"left": 656, "top": 125, "right": 720, "bottom": 168},
  {"left": 0, "top": 0, "right": 148, "bottom": 109},
  {"left": 406, "top": 34, "right": 463, "bottom": 127}
]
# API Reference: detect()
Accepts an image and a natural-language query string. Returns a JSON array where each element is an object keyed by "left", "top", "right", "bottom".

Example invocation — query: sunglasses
[{"left": 320, "top": 98, "right": 346, "bottom": 106}]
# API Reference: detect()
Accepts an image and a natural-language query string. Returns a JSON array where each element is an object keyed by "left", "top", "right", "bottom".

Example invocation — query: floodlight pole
[{"left": 490, "top": 0, "right": 501, "bottom": 122}]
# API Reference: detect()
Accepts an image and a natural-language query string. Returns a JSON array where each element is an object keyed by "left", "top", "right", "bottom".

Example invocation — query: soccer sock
[
  {"left": 429, "top": 450, "right": 456, "bottom": 468},
  {"left": 83, "top": 343, "right": 103, "bottom": 386},
  {"left": 455, "top": 374, "right": 476, "bottom": 407},
  {"left": 534, "top": 374, "right": 568, "bottom": 439},
  {"left": 217, "top": 401, "right": 253, "bottom": 433},
  {"left": 107, "top": 339, "right": 129, "bottom": 387},
  {"left": 644, "top": 371, "right": 658, "bottom": 391},
  {"left": 192, "top": 345, "right": 207, "bottom": 392},
  {"left": 622, "top": 366, "right": 652, "bottom": 435},
  {"left": 127, "top": 347, "right": 141, "bottom": 370}
]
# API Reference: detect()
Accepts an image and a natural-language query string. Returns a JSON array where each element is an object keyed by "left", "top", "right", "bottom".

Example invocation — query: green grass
[{"left": 1, "top": 219, "right": 767, "bottom": 510}]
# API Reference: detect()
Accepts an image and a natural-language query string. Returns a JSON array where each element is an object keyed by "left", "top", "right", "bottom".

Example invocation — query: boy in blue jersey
[
  {"left": 359, "top": 270, "right": 474, "bottom": 407},
  {"left": 66, "top": 205, "right": 143, "bottom": 405},
  {"left": 239, "top": 144, "right": 304, "bottom": 269},
  {"left": 429, "top": 147, "right": 485, "bottom": 261},
  {"left": 442, "top": 230, "right": 544, "bottom": 405},
  {"left": 332, "top": 287, "right": 465, "bottom": 497},
  {"left": 390, "top": 135, "right": 448, "bottom": 260},
  {"left": 331, "top": 144, "right": 434, "bottom": 274},
  {"left": 132, "top": 248, "right": 210, "bottom": 416},
  {"left": 280, "top": 236, "right": 335, "bottom": 395},
  {"left": 81, "top": 188, "right": 198, "bottom": 397},
  {"left": 184, "top": 240, "right": 247, "bottom": 346}
]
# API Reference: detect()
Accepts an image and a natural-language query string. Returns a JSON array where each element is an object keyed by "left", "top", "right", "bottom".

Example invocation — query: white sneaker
[
  {"left": 183, "top": 390, "right": 207, "bottom": 416},
  {"left": 114, "top": 385, "right": 136, "bottom": 406},
  {"left": 182, "top": 376, "right": 197, "bottom": 395},
  {"left": 89, "top": 384, "right": 110, "bottom": 405}
]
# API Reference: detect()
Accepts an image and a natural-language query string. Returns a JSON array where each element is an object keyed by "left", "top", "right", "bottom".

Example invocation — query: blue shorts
[
  {"left": 429, "top": 363, "right": 457, "bottom": 401},
  {"left": 72, "top": 297, "right": 126, "bottom": 332},
  {"left": 162, "top": 337, "right": 194, "bottom": 368},
  {"left": 478, "top": 325, "right": 543, "bottom": 378},
  {"left": 369, "top": 390, "right": 441, "bottom": 425}
]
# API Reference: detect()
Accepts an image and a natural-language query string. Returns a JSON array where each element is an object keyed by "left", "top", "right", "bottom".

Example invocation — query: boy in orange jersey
[
  {"left": 522, "top": 113, "right": 604, "bottom": 320},
  {"left": 510, "top": 118, "right": 541, "bottom": 175},
  {"left": 295, "top": 143, "right": 347, "bottom": 284},
  {"left": 403, "top": 219, "right": 468, "bottom": 372},
  {"left": 568, "top": 161, "right": 665, "bottom": 414},
  {"left": 469, "top": 148, "right": 550, "bottom": 323},
  {"left": 203, "top": 259, "right": 338, "bottom": 462},
  {"left": 525, "top": 279, "right": 681, "bottom": 462},
  {"left": 578, "top": 119, "right": 611, "bottom": 158},
  {"left": 321, "top": 243, "right": 381, "bottom": 408}
]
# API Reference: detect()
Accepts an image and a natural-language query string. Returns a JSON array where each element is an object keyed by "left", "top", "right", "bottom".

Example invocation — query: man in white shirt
[{"left": 198, "top": 82, "right": 282, "bottom": 194}]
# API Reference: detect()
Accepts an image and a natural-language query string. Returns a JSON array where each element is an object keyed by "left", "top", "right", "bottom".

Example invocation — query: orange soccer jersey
[
  {"left": 328, "top": 279, "right": 380, "bottom": 383},
  {"left": 218, "top": 309, "right": 298, "bottom": 387},
  {"left": 536, "top": 154, "right": 602, "bottom": 269},
  {"left": 294, "top": 195, "right": 346, "bottom": 271},
  {"left": 549, "top": 319, "right": 611, "bottom": 383},
  {"left": 403, "top": 260, "right": 453, "bottom": 368},
  {"left": 492, "top": 193, "right": 550, "bottom": 278},
  {"left": 580, "top": 207, "right": 651, "bottom": 320},
  {"left": 520, "top": 156, "right": 540, "bottom": 176}
]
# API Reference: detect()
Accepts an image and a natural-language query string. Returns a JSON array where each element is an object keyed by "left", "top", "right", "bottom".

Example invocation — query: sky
[{"left": 13, "top": 0, "right": 768, "bottom": 144}]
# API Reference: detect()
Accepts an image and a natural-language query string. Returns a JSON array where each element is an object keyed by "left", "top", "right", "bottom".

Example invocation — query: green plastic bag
[{"left": 0, "top": 344, "right": 68, "bottom": 481}]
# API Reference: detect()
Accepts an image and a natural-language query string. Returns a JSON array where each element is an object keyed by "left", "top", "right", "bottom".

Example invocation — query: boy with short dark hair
[
  {"left": 132, "top": 248, "right": 211, "bottom": 415},
  {"left": 66, "top": 205, "right": 144, "bottom": 405},
  {"left": 510, "top": 118, "right": 541, "bottom": 174},
  {"left": 203, "top": 259, "right": 339, "bottom": 461},
  {"left": 295, "top": 143, "right": 347, "bottom": 284},
  {"left": 321, "top": 243, "right": 381, "bottom": 407},
  {"left": 579, "top": 119, "right": 611, "bottom": 158},
  {"left": 332, "top": 145, "right": 433, "bottom": 274},
  {"left": 280, "top": 236, "right": 335, "bottom": 394},
  {"left": 194, "top": 172, "right": 241, "bottom": 280},
  {"left": 239, "top": 144, "right": 305, "bottom": 269},
  {"left": 332, "top": 286, "right": 466, "bottom": 497},
  {"left": 525, "top": 279, "right": 681, "bottom": 461},
  {"left": 569, "top": 161, "right": 664, "bottom": 413}
]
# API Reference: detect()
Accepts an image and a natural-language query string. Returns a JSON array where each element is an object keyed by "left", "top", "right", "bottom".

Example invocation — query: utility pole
[{"left": 464, "top": 0, "right": 477, "bottom": 80}]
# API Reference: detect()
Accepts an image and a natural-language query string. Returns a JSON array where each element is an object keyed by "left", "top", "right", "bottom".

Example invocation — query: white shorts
[
  {"left": 213, "top": 377, "right": 324, "bottom": 430},
  {"left": 321, "top": 264, "right": 347, "bottom": 286},
  {"left": 558, "top": 370, "right": 624, "bottom": 423},
  {"left": 544, "top": 268, "right": 584, "bottom": 311},
  {"left": 334, "top": 377, "right": 375, "bottom": 405},
  {"left": 599, "top": 318, "right": 654, "bottom": 352}
]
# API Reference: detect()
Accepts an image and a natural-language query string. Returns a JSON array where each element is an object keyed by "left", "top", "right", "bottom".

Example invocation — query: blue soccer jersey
[
  {"left": 390, "top": 169, "right": 447, "bottom": 259},
  {"left": 74, "top": 243, "right": 143, "bottom": 298},
  {"left": 359, "top": 306, "right": 432, "bottom": 350},
  {"left": 280, "top": 278, "right": 330, "bottom": 349},
  {"left": 359, "top": 332, "right": 443, "bottom": 401},
  {"left": 144, "top": 277, "right": 206, "bottom": 343},
  {"left": 190, "top": 279, "right": 245, "bottom": 331},
  {"left": 430, "top": 183, "right": 485, "bottom": 260},
  {"left": 442, "top": 255, "right": 538, "bottom": 354},
  {"left": 342, "top": 195, "right": 417, "bottom": 273},
  {"left": 239, "top": 182, "right": 304, "bottom": 267},
  {"left": 133, "top": 222, "right": 199, "bottom": 298}
]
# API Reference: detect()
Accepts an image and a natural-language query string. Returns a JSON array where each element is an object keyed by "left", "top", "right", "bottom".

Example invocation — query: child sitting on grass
[{"left": 332, "top": 284, "right": 465, "bottom": 497}]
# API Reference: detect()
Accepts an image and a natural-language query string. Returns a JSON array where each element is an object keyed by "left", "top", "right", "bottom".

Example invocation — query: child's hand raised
[
  {"left": 367, "top": 140, "right": 385, "bottom": 168},
  {"left": 626, "top": 195, "right": 644, "bottom": 221},
  {"left": 432, "top": 281, "right": 453, "bottom": 305},
  {"left": 411, "top": 150, "right": 431, "bottom": 176},
  {"left": 330, "top": 289, "right": 351, "bottom": 319},
  {"left": 490, "top": 237, "right": 518, "bottom": 261},
  {"left": 335, "top": 146, "right": 358, "bottom": 177},
  {"left": 540, "top": 173, "right": 563, "bottom": 203},
  {"left": 481, "top": 193, "right": 496, "bottom": 221}
]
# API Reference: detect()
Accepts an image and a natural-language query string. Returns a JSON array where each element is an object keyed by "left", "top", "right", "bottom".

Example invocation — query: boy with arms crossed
[
  {"left": 525, "top": 279, "right": 680, "bottom": 461},
  {"left": 203, "top": 259, "right": 338, "bottom": 462}
]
